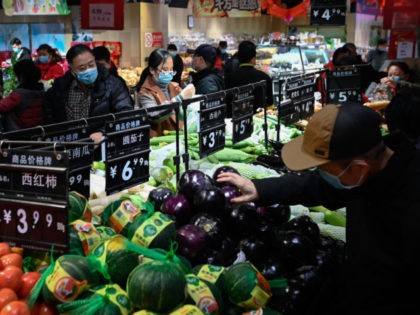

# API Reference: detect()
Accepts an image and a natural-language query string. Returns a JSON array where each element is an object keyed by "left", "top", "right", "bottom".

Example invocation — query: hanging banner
[
  {"left": 262, "top": 0, "right": 310, "bottom": 24},
  {"left": 2, "top": 0, "right": 70, "bottom": 16},
  {"left": 81, "top": 0, "right": 124, "bottom": 30},
  {"left": 193, "top": 0, "right": 261, "bottom": 18}
]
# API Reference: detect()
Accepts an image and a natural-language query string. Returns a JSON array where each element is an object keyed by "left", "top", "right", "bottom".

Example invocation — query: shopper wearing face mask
[
  {"left": 44, "top": 44, "right": 133, "bottom": 143},
  {"left": 217, "top": 103, "right": 420, "bottom": 315},
  {"left": 366, "top": 38, "right": 388, "bottom": 71},
  {"left": 138, "top": 48, "right": 195, "bottom": 137},
  {"left": 35, "top": 44, "right": 64, "bottom": 81},
  {"left": 167, "top": 44, "right": 184, "bottom": 85},
  {"left": 10, "top": 38, "right": 31, "bottom": 62},
  {"left": 380, "top": 61, "right": 420, "bottom": 100}
]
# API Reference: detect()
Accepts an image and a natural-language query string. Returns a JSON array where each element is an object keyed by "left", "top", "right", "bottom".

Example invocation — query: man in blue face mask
[
  {"left": 10, "top": 38, "right": 31, "bottom": 61},
  {"left": 217, "top": 103, "right": 420, "bottom": 315},
  {"left": 366, "top": 38, "right": 388, "bottom": 71}
]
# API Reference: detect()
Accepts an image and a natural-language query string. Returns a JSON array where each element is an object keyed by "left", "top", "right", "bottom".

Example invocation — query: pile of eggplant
[{"left": 148, "top": 166, "right": 345, "bottom": 315}]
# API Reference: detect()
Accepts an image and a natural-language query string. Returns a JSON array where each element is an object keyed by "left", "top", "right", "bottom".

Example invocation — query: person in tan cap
[{"left": 218, "top": 104, "right": 420, "bottom": 314}]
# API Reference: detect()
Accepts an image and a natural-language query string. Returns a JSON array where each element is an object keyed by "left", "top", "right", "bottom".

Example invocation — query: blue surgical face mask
[
  {"left": 38, "top": 56, "right": 50, "bottom": 64},
  {"left": 169, "top": 51, "right": 177, "bottom": 57},
  {"left": 221, "top": 49, "right": 227, "bottom": 54},
  {"left": 391, "top": 75, "right": 402, "bottom": 82},
  {"left": 77, "top": 67, "right": 98, "bottom": 85},
  {"left": 158, "top": 71, "right": 173, "bottom": 85},
  {"left": 12, "top": 47, "right": 20, "bottom": 53},
  {"left": 318, "top": 160, "right": 365, "bottom": 190}
]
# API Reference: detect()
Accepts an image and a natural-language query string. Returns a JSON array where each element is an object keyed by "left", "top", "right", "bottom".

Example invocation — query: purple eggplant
[
  {"left": 176, "top": 224, "right": 207, "bottom": 262},
  {"left": 193, "top": 186, "right": 226, "bottom": 215},
  {"left": 148, "top": 187, "right": 173, "bottom": 211},
  {"left": 284, "top": 215, "right": 320, "bottom": 244},
  {"left": 177, "top": 170, "right": 214, "bottom": 202},
  {"left": 212, "top": 165, "right": 240, "bottom": 182},
  {"left": 160, "top": 194, "right": 191, "bottom": 226}
]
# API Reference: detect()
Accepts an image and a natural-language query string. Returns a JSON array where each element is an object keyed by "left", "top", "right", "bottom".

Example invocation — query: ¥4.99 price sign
[
  {"left": 106, "top": 149, "right": 150, "bottom": 195},
  {"left": 0, "top": 199, "right": 68, "bottom": 253},
  {"left": 311, "top": 5, "right": 346, "bottom": 26}
]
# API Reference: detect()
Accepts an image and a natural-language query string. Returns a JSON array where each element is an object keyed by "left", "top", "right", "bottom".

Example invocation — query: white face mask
[{"left": 318, "top": 160, "right": 365, "bottom": 190}]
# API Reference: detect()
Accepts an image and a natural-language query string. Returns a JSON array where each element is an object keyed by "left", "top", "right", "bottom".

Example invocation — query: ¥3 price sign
[
  {"left": 232, "top": 97, "right": 254, "bottom": 144},
  {"left": 310, "top": 0, "right": 346, "bottom": 26},
  {"left": 326, "top": 68, "right": 362, "bottom": 104},
  {"left": 198, "top": 124, "right": 226, "bottom": 158},
  {"left": 0, "top": 199, "right": 68, "bottom": 253},
  {"left": 0, "top": 148, "right": 69, "bottom": 253}
]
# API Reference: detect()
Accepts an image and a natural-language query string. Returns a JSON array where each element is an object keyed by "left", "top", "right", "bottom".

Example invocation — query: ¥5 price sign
[
  {"left": 106, "top": 149, "right": 150, "bottom": 195},
  {"left": 0, "top": 199, "right": 68, "bottom": 252},
  {"left": 232, "top": 113, "right": 253, "bottom": 143}
]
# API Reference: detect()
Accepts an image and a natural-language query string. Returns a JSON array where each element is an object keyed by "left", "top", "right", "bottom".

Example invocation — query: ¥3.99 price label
[
  {"left": 0, "top": 198, "right": 68, "bottom": 252},
  {"left": 198, "top": 124, "right": 226, "bottom": 158}
]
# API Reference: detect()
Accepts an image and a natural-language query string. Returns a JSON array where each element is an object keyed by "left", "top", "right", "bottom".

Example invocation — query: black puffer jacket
[
  {"left": 191, "top": 67, "right": 224, "bottom": 95},
  {"left": 44, "top": 64, "right": 133, "bottom": 124}
]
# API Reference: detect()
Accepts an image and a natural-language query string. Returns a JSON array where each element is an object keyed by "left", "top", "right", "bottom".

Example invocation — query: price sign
[
  {"left": 106, "top": 126, "right": 149, "bottom": 159},
  {"left": 0, "top": 150, "right": 68, "bottom": 202},
  {"left": 0, "top": 198, "right": 68, "bottom": 253},
  {"left": 69, "top": 165, "right": 91, "bottom": 198},
  {"left": 278, "top": 99, "right": 300, "bottom": 125},
  {"left": 105, "top": 149, "right": 150, "bottom": 195},
  {"left": 326, "top": 68, "right": 362, "bottom": 103},
  {"left": 198, "top": 105, "right": 226, "bottom": 131},
  {"left": 232, "top": 113, "right": 254, "bottom": 143},
  {"left": 200, "top": 93, "right": 225, "bottom": 111},
  {"left": 231, "top": 97, "right": 254, "bottom": 119},
  {"left": 294, "top": 97, "right": 315, "bottom": 120},
  {"left": 106, "top": 116, "right": 147, "bottom": 133},
  {"left": 311, "top": 5, "right": 346, "bottom": 26},
  {"left": 198, "top": 124, "right": 226, "bottom": 158}
]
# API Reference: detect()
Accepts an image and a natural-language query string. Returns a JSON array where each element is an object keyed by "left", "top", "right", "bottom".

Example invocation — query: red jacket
[
  {"left": 36, "top": 61, "right": 65, "bottom": 81},
  {"left": 0, "top": 85, "right": 45, "bottom": 131}
]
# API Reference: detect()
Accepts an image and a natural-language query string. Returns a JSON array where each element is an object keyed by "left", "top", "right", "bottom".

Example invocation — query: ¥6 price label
[
  {"left": 232, "top": 113, "right": 254, "bottom": 144},
  {"left": 106, "top": 149, "right": 150, "bottom": 195},
  {"left": 199, "top": 124, "right": 226, "bottom": 158},
  {"left": 0, "top": 199, "right": 68, "bottom": 252}
]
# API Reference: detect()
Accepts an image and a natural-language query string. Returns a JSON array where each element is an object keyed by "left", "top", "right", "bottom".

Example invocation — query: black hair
[
  {"left": 335, "top": 55, "right": 359, "bottom": 66},
  {"left": 13, "top": 60, "right": 41, "bottom": 84},
  {"left": 385, "top": 94, "right": 420, "bottom": 140},
  {"left": 237, "top": 41, "right": 256, "bottom": 64},
  {"left": 147, "top": 48, "right": 171, "bottom": 71},
  {"left": 219, "top": 41, "right": 227, "bottom": 48},
  {"left": 343, "top": 43, "right": 356, "bottom": 51},
  {"left": 387, "top": 61, "right": 410, "bottom": 75},
  {"left": 37, "top": 44, "right": 62, "bottom": 63},
  {"left": 92, "top": 46, "right": 111, "bottom": 62},
  {"left": 66, "top": 44, "right": 94, "bottom": 64},
  {"left": 167, "top": 44, "right": 177, "bottom": 51},
  {"left": 10, "top": 37, "right": 22, "bottom": 46},
  {"left": 377, "top": 38, "right": 387, "bottom": 46},
  {"left": 332, "top": 47, "right": 350, "bottom": 66}
]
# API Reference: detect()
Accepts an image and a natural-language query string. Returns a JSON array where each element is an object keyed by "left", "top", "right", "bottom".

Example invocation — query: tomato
[
  {"left": 29, "top": 301, "right": 40, "bottom": 315},
  {"left": 0, "top": 301, "right": 30, "bottom": 315},
  {"left": 0, "top": 266, "right": 23, "bottom": 291},
  {"left": 0, "top": 288, "right": 17, "bottom": 311},
  {"left": 0, "top": 254, "right": 23, "bottom": 269},
  {"left": 0, "top": 244, "right": 11, "bottom": 258},
  {"left": 17, "top": 272, "right": 41, "bottom": 300},
  {"left": 38, "top": 302, "right": 58, "bottom": 315}
]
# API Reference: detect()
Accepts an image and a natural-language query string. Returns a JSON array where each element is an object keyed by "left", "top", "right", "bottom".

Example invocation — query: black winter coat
[
  {"left": 253, "top": 147, "right": 420, "bottom": 315},
  {"left": 191, "top": 67, "right": 224, "bottom": 95},
  {"left": 44, "top": 64, "right": 133, "bottom": 125}
]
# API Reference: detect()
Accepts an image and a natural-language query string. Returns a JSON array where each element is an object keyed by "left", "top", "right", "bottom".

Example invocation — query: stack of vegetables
[{"left": 6, "top": 163, "right": 345, "bottom": 314}]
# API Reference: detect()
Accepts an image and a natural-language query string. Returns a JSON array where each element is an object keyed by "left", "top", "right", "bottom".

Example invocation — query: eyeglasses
[{"left": 158, "top": 69, "right": 177, "bottom": 76}]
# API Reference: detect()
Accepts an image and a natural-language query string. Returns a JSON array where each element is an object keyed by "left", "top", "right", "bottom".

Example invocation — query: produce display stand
[{"left": 180, "top": 80, "right": 268, "bottom": 171}]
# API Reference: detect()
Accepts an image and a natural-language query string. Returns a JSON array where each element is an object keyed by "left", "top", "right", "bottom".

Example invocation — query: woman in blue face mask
[
  {"left": 35, "top": 44, "right": 64, "bottom": 81},
  {"left": 43, "top": 44, "right": 133, "bottom": 143},
  {"left": 137, "top": 48, "right": 188, "bottom": 137}
]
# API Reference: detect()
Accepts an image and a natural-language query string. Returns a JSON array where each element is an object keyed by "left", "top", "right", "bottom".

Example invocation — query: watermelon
[
  {"left": 69, "top": 220, "right": 102, "bottom": 256},
  {"left": 127, "top": 211, "right": 176, "bottom": 250},
  {"left": 42, "top": 255, "right": 101, "bottom": 305},
  {"left": 90, "top": 235, "right": 139, "bottom": 289},
  {"left": 101, "top": 199, "right": 141, "bottom": 235},
  {"left": 223, "top": 262, "right": 272, "bottom": 310},
  {"left": 69, "top": 191, "right": 93, "bottom": 223},
  {"left": 139, "top": 248, "right": 192, "bottom": 274},
  {"left": 126, "top": 260, "right": 187, "bottom": 313},
  {"left": 185, "top": 274, "right": 223, "bottom": 315},
  {"left": 57, "top": 283, "right": 132, "bottom": 315}
]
